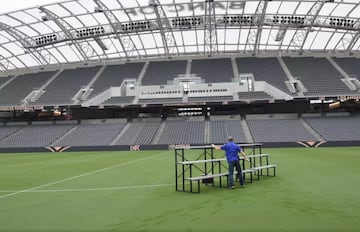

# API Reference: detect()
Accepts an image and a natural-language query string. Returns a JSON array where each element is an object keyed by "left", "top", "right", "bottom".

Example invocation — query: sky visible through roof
[
  {"left": 0, "top": 0, "right": 61, "bottom": 14},
  {"left": 2, "top": 0, "right": 358, "bottom": 14},
  {"left": 0, "top": 0, "right": 359, "bottom": 73}
]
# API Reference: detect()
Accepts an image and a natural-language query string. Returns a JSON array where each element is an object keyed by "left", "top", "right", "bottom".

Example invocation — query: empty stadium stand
[
  {"left": 238, "top": 91, "right": 272, "bottom": 101},
  {"left": 191, "top": 58, "right": 233, "bottom": 83},
  {"left": 35, "top": 66, "right": 101, "bottom": 105},
  {"left": 157, "top": 118, "right": 205, "bottom": 144},
  {"left": 188, "top": 95, "right": 233, "bottom": 103},
  {"left": 282, "top": 57, "right": 355, "bottom": 96},
  {"left": 209, "top": 118, "right": 248, "bottom": 144},
  {"left": 54, "top": 123, "right": 126, "bottom": 146},
  {"left": 1, "top": 56, "right": 360, "bottom": 108},
  {"left": 0, "top": 71, "right": 55, "bottom": 106},
  {"left": 0, "top": 126, "right": 24, "bottom": 141},
  {"left": 0, "top": 76, "right": 13, "bottom": 88},
  {"left": 89, "top": 63, "right": 144, "bottom": 98},
  {"left": 247, "top": 118, "right": 317, "bottom": 142},
  {"left": 304, "top": 116, "right": 360, "bottom": 141},
  {"left": 0, "top": 124, "right": 74, "bottom": 148},
  {"left": 114, "top": 119, "right": 161, "bottom": 145},
  {"left": 1, "top": 113, "right": 360, "bottom": 149},
  {"left": 236, "top": 57, "right": 291, "bottom": 94},
  {"left": 137, "top": 97, "right": 183, "bottom": 104},
  {"left": 141, "top": 60, "right": 187, "bottom": 85},
  {"left": 333, "top": 57, "right": 360, "bottom": 77}
]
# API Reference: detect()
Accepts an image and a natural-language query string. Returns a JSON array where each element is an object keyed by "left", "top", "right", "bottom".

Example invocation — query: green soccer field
[{"left": 0, "top": 147, "right": 360, "bottom": 232}]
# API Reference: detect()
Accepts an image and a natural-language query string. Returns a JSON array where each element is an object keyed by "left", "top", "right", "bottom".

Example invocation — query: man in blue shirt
[{"left": 212, "top": 136, "right": 249, "bottom": 189}]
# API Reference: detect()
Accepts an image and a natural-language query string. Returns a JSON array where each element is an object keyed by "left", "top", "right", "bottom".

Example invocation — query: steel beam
[
  {"left": 150, "top": 0, "right": 179, "bottom": 57},
  {"left": 292, "top": 0, "right": 326, "bottom": 52},
  {"left": 94, "top": 0, "right": 140, "bottom": 58},
  {"left": 39, "top": 6, "right": 90, "bottom": 63},
  {"left": 0, "top": 22, "right": 50, "bottom": 67},
  {"left": 204, "top": 0, "right": 218, "bottom": 55}
]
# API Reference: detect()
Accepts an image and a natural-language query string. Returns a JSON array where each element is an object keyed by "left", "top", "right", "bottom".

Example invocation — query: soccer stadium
[{"left": 0, "top": 0, "right": 359, "bottom": 231}]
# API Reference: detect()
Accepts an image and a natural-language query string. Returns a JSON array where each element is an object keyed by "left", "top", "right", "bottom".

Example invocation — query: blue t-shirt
[{"left": 221, "top": 142, "right": 241, "bottom": 162}]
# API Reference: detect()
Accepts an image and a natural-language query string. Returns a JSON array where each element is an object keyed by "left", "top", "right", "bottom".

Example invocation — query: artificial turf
[{"left": 0, "top": 147, "right": 359, "bottom": 232}]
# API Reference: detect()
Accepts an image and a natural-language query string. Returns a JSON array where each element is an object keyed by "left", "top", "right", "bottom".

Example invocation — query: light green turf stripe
[{"left": 0, "top": 151, "right": 168, "bottom": 200}]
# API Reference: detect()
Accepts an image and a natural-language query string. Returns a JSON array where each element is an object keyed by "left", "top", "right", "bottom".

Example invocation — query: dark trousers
[{"left": 228, "top": 160, "right": 244, "bottom": 186}]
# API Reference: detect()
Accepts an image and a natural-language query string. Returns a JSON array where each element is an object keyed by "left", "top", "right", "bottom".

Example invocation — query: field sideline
[{"left": 0, "top": 147, "right": 360, "bottom": 232}]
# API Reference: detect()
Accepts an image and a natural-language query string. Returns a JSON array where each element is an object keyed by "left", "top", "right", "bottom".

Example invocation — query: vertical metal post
[
  {"left": 190, "top": 164, "right": 193, "bottom": 193},
  {"left": 175, "top": 149, "right": 178, "bottom": 191},
  {"left": 150, "top": 0, "right": 179, "bottom": 57},
  {"left": 204, "top": 0, "right": 218, "bottom": 55},
  {"left": 204, "top": 148, "right": 207, "bottom": 175},
  {"left": 182, "top": 149, "right": 185, "bottom": 192}
]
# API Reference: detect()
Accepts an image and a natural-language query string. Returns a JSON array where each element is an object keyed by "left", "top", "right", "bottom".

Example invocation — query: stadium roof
[{"left": 0, "top": 0, "right": 359, "bottom": 74}]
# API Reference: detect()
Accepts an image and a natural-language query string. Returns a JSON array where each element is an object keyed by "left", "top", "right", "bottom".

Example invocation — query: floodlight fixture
[{"left": 94, "top": 7, "right": 103, "bottom": 13}]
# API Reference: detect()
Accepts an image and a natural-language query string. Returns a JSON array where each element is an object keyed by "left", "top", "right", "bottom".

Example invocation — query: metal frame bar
[
  {"left": 0, "top": 22, "right": 50, "bottom": 68},
  {"left": 150, "top": 0, "right": 179, "bottom": 57},
  {"left": 39, "top": 6, "right": 90, "bottom": 63},
  {"left": 204, "top": 0, "right": 218, "bottom": 55},
  {"left": 0, "top": 0, "right": 359, "bottom": 73}
]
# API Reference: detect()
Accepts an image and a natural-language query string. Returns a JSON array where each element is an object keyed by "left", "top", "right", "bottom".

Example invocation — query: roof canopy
[{"left": 0, "top": 0, "right": 359, "bottom": 73}]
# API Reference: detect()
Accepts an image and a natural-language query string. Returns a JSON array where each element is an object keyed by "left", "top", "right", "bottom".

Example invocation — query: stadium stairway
[
  {"left": 109, "top": 123, "right": 132, "bottom": 145},
  {"left": 299, "top": 118, "right": 324, "bottom": 141},
  {"left": 0, "top": 126, "right": 25, "bottom": 143},
  {"left": 327, "top": 57, "right": 358, "bottom": 91},
  {"left": 0, "top": 76, "right": 16, "bottom": 91},
  {"left": 151, "top": 121, "right": 166, "bottom": 144},
  {"left": 75, "top": 65, "right": 107, "bottom": 104},
  {"left": 241, "top": 119, "right": 254, "bottom": 143},
  {"left": 136, "top": 62, "right": 149, "bottom": 85},
  {"left": 204, "top": 120, "right": 210, "bottom": 144},
  {"left": 49, "top": 125, "right": 78, "bottom": 146},
  {"left": 25, "top": 70, "right": 63, "bottom": 105}
]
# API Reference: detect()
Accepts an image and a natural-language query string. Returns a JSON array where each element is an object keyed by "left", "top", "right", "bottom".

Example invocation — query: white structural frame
[{"left": 0, "top": 0, "right": 359, "bottom": 74}]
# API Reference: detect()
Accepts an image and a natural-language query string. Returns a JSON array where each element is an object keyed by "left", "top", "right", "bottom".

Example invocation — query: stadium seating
[
  {"left": 333, "top": 57, "right": 360, "bottom": 77},
  {"left": 1, "top": 56, "right": 359, "bottom": 108},
  {"left": 188, "top": 95, "right": 233, "bottom": 103},
  {"left": 0, "top": 71, "right": 55, "bottom": 106},
  {"left": 209, "top": 119, "right": 248, "bottom": 144},
  {"left": 247, "top": 118, "right": 317, "bottom": 142},
  {"left": 0, "top": 124, "right": 74, "bottom": 148},
  {"left": 0, "top": 126, "right": 24, "bottom": 141},
  {"left": 54, "top": 123, "right": 126, "bottom": 146},
  {"left": 88, "top": 63, "right": 144, "bottom": 98},
  {"left": 157, "top": 119, "right": 205, "bottom": 144},
  {"left": 282, "top": 57, "right": 355, "bottom": 96},
  {"left": 0, "top": 76, "right": 13, "bottom": 88},
  {"left": 114, "top": 120, "right": 161, "bottom": 145},
  {"left": 236, "top": 57, "right": 291, "bottom": 94},
  {"left": 35, "top": 66, "right": 100, "bottom": 105},
  {"left": 191, "top": 58, "right": 233, "bottom": 83},
  {"left": 141, "top": 60, "right": 187, "bottom": 85},
  {"left": 238, "top": 91, "right": 272, "bottom": 101},
  {"left": 0, "top": 114, "right": 360, "bottom": 148},
  {"left": 304, "top": 116, "right": 360, "bottom": 141},
  {"left": 137, "top": 98, "right": 183, "bottom": 104}
]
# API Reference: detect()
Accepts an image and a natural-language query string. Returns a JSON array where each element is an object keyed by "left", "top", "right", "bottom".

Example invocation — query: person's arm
[
  {"left": 239, "top": 150, "right": 250, "bottom": 162},
  {"left": 211, "top": 144, "right": 221, "bottom": 150}
]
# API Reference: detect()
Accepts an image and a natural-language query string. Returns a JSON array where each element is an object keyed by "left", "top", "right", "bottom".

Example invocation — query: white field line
[
  {"left": 0, "top": 183, "right": 173, "bottom": 193},
  {"left": 0, "top": 152, "right": 169, "bottom": 200}
]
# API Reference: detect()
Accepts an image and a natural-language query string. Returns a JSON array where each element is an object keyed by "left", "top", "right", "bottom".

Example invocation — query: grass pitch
[{"left": 0, "top": 147, "right": 360, "bottom": 232}]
